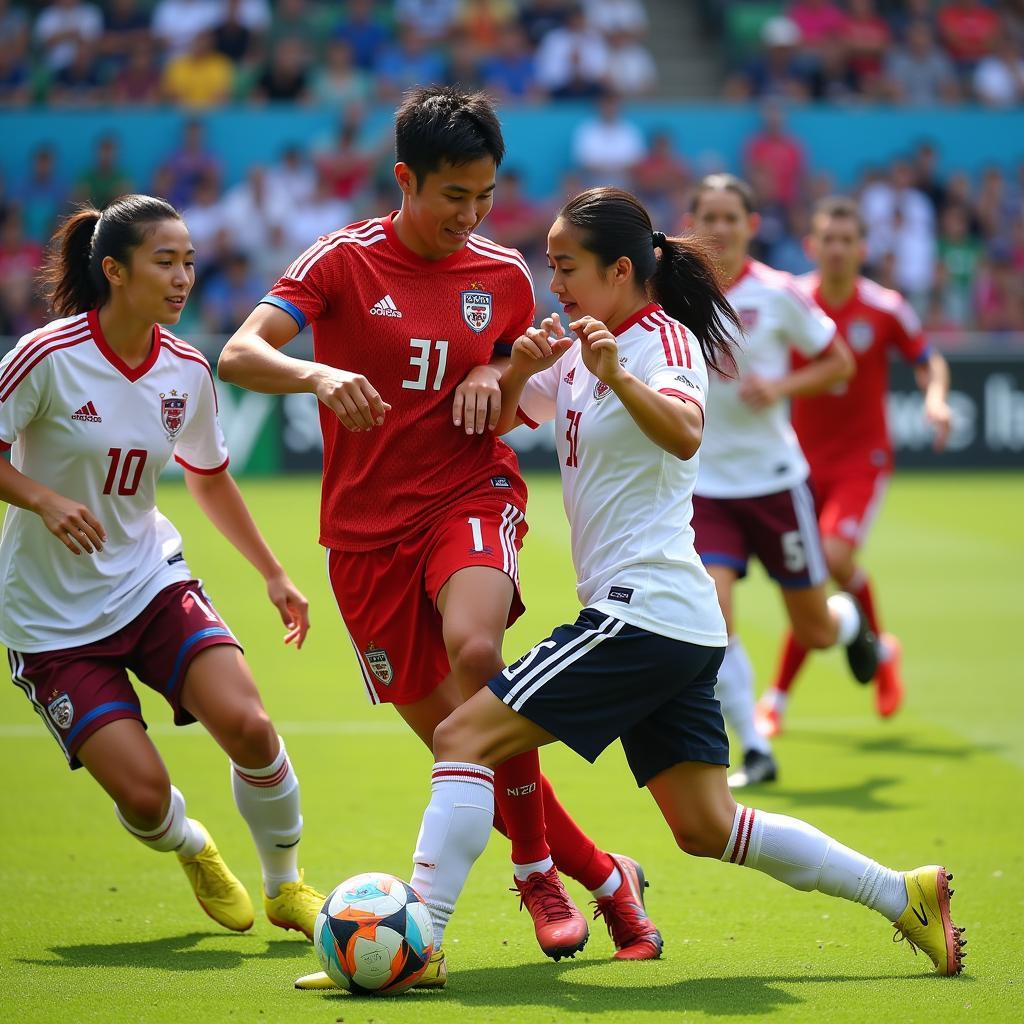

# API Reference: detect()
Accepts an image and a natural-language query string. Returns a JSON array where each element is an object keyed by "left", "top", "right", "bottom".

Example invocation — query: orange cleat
[
  {"left": 514, "top": 867, "right": 589, "bottom": 961},
  {"left": 755, "top": 692, "right": 785, "bottom": 738},
  {"left": 592, "top": 854, "right": 663, "bottom": 960},
  {"left": 875, "top": 633, "right": 904, "bottom": 718}
]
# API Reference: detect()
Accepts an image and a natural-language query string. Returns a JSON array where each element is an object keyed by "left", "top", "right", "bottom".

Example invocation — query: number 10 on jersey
[{"left": 403, "top": 338, "right": 449, "bottom": 391}]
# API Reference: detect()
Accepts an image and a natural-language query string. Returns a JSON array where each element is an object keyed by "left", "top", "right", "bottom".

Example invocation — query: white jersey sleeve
[
  {"left": 0, "top": 338, "right": 50, "bottom": 446},
  {"left": 776, "top": 280, "right": 836, "bottom": 358},
  {"left": 172, "top": 362, "right": 229, "bottom": 473},
  {"left": 639, "top": 321, "right": 709, "bottom": 414},
  {"left": 518, "top": 359, "right": 565, "bottom": 428}
]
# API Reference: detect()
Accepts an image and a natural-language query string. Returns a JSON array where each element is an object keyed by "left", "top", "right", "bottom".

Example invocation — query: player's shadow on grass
[
  {"left": 16, "top": 931, "right": 309, "bottom": 972},
  {"left": 794, "top": 729, "right": 1002, "bottom": 762},
  {"left": 747, "top": 774, "right": 904, "bottom": 812}
]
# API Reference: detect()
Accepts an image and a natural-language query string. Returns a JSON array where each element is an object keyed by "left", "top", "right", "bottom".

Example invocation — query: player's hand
[
  {"left": 266, "top": 571, "right": 310, "bottom": 649},
  {"left": 738, "top": 373, "right": 780, "bottom": 409},
  {"left": 571, "top": 317, "right": 625, "bottom": 385},
  {"left": 453, "top": 364, "right": 502, "bottom": 435},
  {"left": 313, "top": 367, "right": 391, "bottom": 432},
  {"left": 35, "top": 491, "right": 107, "bottom": 556},
  {"left": 925, "top": 397, "right": 953, "bottom": 452},
  {"left": 511, "top": 314, "right": 573, "bottom": 376}
]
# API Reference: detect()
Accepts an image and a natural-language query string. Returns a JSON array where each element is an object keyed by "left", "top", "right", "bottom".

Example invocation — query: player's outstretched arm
[
  {"left": 0, "top": 458, "right": 106, "bottom": 556},
  {"left": 914, "top": 351, "right": 953, "bottom": 452},
  {"left": 183, "top": 466, "right": 310, "bottom": 648},
  {"left": 740, "top": 335, "right": 854, "bottom": 409},
  {"left": 218, "top": 304, "right": 390, "bottom": 433}
]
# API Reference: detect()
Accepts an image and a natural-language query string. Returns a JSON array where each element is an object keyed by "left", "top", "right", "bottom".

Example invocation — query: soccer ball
[{"left": 313, "top": 872, "right": 434, "bottom": 995}]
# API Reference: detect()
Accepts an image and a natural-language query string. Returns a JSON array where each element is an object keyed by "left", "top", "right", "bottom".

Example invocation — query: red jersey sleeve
[
  {"left": 887, "top": 295, "right": 930, "bottom": 364},
  {"left": 494, "top": 265, "right": 535, "bottom": 357},
  {"left": 262, "top": 236, "right": 338, "bottom": 330}
]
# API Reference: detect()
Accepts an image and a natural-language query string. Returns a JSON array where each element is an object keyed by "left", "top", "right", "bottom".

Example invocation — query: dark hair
[
  {"left": 560, "top": 187, "right": 740, "bottom": 376},
  {"left": 395, "top": 85, "right": 504, "bottom": 187},
  {"left": 812, "top": 195, "right": 867, "bottom": 236},
  {"left": 690, "top": 173, "right": 757, "bottom": 215},
  {"left": 41, "top": 194, "right": 181, "bottom": 318}
]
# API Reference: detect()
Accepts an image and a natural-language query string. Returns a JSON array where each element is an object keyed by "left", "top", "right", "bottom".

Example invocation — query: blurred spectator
[
  {"left": 911, "top": 140, "right": 948, "bottom": 211},
  {"left": 163, "top": 29, "right": 234, "bottom": 109},
  {"left": 726, "top": 16, "right": 811, "bottom": 102},
  {"left": 269, "top": 0, "right": 334, "bottom": 57},
  {"left": 883, "top": 19, "right": 960, "bottom": 104},
  {"left": 151, "top": 0, "right": 220, "bottom": 59},
  {"left": 844, "top": 0, "right": 891, "bottom": 94},
  {"left": 110, "top": 39, "right": 162, "bottom": 104},
  {"left": 975, "top": 246, "right": 1024, "bottom": 333},
  {"left": 281, "top": 173, "right": 355, "bottom": 252},
  {"left": 16, "top": 146, "right": 66, "bottom": 242},
  {"left": 0, "top": 208, "right": 44, "bottom": 335},
  {"left": 785, "top": 0, "right": 847, "bottom": 52},
  {"left": 50, "top": 41, "right": 105, "bottom": 105},
  {"left": 75, "top": 135, "right": 132, "bottom": 208},
  {"left": 333, "top": 0, "right": 393, "bottom": 72},
  {"left": 520, "top": 0, "right": 572, "bottom": 47},
  {"left": 219, "top": 165, "right": 280, "bottom": 251},
  {"left": 0, "top": 41, "right": 32, "bottom": 106},
  {"left": 604, "top": 29, "right": 657, "bottom": 97},
  {"left": 889, "top": 0, "right": 940, "bottom": 41},
  {"left": 976, "top": 165, "right": 1013, "bottom": 241},
  {"left": 266, "top": 145, "right": 317, "bottom": 210},
  {"left": 535, "top": 4, "right": 609, "bottom": 98},
  {"left": 445, "top": 29, "right": 486, "bottom": 89},
  {"left": 770, "top": 205, "right": 816, "bottom": 275},
  {"left": 485, "top": 168, "right": 549, "bottom": 261},
  {"left": 0, "top": 0, "right": 29, "bottom": 54},
  {"left": 35, "top": 0, "right": 103, "bottom": 72},
  {"left": 254, "top": 38, "right": 311, "bottom": 103},
  {"left": 572, "top": 95, "right": 647, "bottom": 186},
  {"left": 310, "top": 39, "right": 372, "bottom": 108},
  {"left": 373, "top": 25, "right": 446, "bottom": 99},
  {"left": 937, "top": 0, "right": 1002, "bottom": 70},
  {"left": 811, "top": 37, "right": 859, "bottom": 100},
  {"left": 213, "top": 0, "right": 258, "bottom": 65},
  {"left": 253, "top": 223, "right": 296, "bottom": 285},
  {"left": 99, "top": 0, "right": 150, "bottom": 76},
  {"left": 180, "top": 171, "right": 227, "bottom": 253},
  {"left": 161, "top": 119, "right": 222, "bottom": 209},
  {"left": 396, "top": 0, "right": 460, "bottom": 41},
  {"left": 631, "top": 129, "right": 691, "bottom": 226},
  {"left": 459, "top": 0, "right": 518, "bottom": 50},
  {"left": 973, "top": 36, "right": 1024, "bottom": 106},
  {"left": 937, "top": 203, "right": 983, "bottom": 324},
  {"left": 479, "top": 25, "right": 540, "bottom": 100},
  {"left": 314, "top": 116, "right": 382, "bottom": 201},
  {"left": 200, "top": 251, "right": 265, "bottom": 333},
  {"left": 585, "top": 0, "right": 648, "bottom": 35},
  {"left": 743, "top": 104, "right": 806, "bottom": 208}
]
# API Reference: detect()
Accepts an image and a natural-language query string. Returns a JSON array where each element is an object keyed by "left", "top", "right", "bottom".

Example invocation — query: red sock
[
  {"left": 774, "top": 630, "right": 809, "bottom": 694},
  {"left": 540, "top": 777, "right": 615, "bottom": 891},
  {"left": 850, "top": 570, "right": 882, "bottom": 635},
  {"left": 494, "top": 751, "right": 549, "bottom": 865}
]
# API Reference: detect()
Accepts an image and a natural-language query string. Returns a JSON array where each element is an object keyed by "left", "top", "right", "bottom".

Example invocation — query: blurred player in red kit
[
  {"left": 218, "top": 86, "right": 663, "bottom": 988},
  {"left": 757, "top": 196, "right": 952, "bottom": 737}
]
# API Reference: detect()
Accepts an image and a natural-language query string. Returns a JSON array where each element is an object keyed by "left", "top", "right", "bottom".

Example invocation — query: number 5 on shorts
[{"left": 781, "top": 530, "right": 807, "bottom": 572}]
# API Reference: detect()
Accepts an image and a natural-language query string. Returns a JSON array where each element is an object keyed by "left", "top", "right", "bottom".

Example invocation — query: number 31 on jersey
[{"left": 402, "top": 338, "right": 449, "bottom": 391}]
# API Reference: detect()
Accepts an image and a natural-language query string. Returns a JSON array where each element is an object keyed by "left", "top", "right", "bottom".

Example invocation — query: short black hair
[
  {"left": 395, "top": 85, "right": 504, "bottom": 187},
  {"left": 812, "top": 195, "right": 867, "bottom": 236},
  {"left": 691, "top": 173, "right": 757, "bottom": 214}
]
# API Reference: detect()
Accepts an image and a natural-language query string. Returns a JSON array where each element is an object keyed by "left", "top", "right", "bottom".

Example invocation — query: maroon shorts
[
  {"left": 692, "top": 482, "right": 828, "bottom": 589},
  {"left": 328, "top": 493, "right": 528, "bottom": 706},
  {"left": 7, "top": 580, "right": 240, "bottom": 769}
]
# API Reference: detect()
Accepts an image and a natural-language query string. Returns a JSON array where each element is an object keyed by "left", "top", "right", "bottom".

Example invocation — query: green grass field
[{"left": 1, "top": 472, "right": 1022, "bottom": 1023}]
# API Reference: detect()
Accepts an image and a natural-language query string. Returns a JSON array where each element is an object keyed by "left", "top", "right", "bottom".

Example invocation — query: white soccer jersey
[
  {"left": 518, "top": 304, "right": 726, "bottom": 647},
  {"left": 696, "top": 259, "right": 836, "bottom": 498},
  {"left": 0, "top": 310, "right": 229, "bottom": 653}
]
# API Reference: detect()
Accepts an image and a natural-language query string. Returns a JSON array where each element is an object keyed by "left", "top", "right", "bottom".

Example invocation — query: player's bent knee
[
  {"left": 671, "top": 824, "right": 724, "bottom": 859},
  {"left": 222, "top": 706, "right": 278, "bottom": 765},
  {"left": 793, "top": 619, "right": 836, "bottom": 650},
  {"left": 118, "top": 772, "right": 172, "bottom": 829},
  {"left": 431, "top": 711, "right": 488, "bottom": 764},
  {"left": 448, "top": 635, "right": 503, "bottom": 686}
]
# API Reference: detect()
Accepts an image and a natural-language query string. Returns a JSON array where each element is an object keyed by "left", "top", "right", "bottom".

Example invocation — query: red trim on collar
[
  {"left": 88, "top": 309, "right": 160, "bottom": 383},
  {"left": 611, "top": 303, "right": 662, "bottom": 337},
  {"left": 728, "top": 259, "right": 755, "bottom": 290}
]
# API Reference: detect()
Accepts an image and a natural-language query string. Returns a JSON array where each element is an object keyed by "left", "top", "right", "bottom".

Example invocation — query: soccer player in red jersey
[
  {"left": 758, "top": 196, "right": 952, "bottom": 736},
  {"left": 218, "top": 87, "right": 661, "bottom": 983},
  {"left": 0, "top": 196, "right": 324, "bottom": 939}
]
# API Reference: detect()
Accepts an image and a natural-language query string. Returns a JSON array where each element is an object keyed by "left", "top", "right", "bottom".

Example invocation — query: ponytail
[
  {"left": 652, "top": 235, "right": 740, "bottom": 377},
  {"left": 41, "top": 194, "right": 182, "bottom": 318},
  {"left": 559, "top": 186, "right": 740, "bottom": 378}
]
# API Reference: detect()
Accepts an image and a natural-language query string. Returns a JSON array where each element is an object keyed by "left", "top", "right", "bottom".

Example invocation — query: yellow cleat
[
  {"left": 893, "top": 866, "right": 966, "bottom": 975},
  {"left": 265, "top": 871, "right": 325, "bottom": 941},
  {"left": 294, "top": 947, "right": 447, "bottom": 990},
  {"left": 177, "top": 822, "right": 254, "bottom": 932}
]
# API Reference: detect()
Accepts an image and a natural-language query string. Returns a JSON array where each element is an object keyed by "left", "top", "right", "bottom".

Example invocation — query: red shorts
[
  {"left": 692, "top": 482, "right": 828, "bottom": 589},
  {"left": 813, "top": 471, "right": 890, "bottom": 548},
  {"left": 7, "top": 580, "right": 239, "bottom": 769},
  {"left": 328, "top": 494, "right": 528, "bottom": 706}
]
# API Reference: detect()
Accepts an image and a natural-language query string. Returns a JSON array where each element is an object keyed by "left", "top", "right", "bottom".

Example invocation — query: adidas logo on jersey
[
  {"left": 369, "top": 294, "right": 402, "bottom": 318},
  {"left": 564, "top": 368, "right": 575, "bottom": 384},
  {"left": 71, "top": 401, "right": 102, "bottom": 422}
]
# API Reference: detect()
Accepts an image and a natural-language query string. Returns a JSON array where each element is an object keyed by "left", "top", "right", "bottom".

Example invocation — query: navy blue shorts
[{"left": 487, "top": 608, "right": 728, "bottom": 787}]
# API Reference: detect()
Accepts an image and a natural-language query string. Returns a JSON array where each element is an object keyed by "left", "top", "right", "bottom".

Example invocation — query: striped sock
[
  {"left": 231, "top": 736, "right": 302, "bottom": 898},
  {"left": 116, "top": 784, "right": 204, "bottom": 856},
  {"left": 723, "top": 805, "right": 908, "bottom": 921}
]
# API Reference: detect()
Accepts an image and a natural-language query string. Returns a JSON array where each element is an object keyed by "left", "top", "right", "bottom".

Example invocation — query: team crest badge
[
  {"left": 593, "top": 380, "right": 611, "bottom": 401},
  {"left": 739, "top": 308, "right": 758, "bottom": 330},
  {"left": 364, "top": 643, "right": 393, "bottom": 686},
  {"left": 847, "top": 319, "right": 875, "bottom": 353},
  {"left": 461, "top": 289, "right": 493, "bottom": 333},
  {"left": 47, "top": 693, "right": 74, "bottom": 730},
  {"left": 160, "top": 390, "right": 188, "bottom": 438}
]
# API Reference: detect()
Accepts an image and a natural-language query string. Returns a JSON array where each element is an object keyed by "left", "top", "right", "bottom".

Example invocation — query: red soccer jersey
[
  {"left": 266, "top": 213, "right": 534, "bottom": 551},
  {"left": 790, "top": 274, "right": 930, "bottom": 478}
]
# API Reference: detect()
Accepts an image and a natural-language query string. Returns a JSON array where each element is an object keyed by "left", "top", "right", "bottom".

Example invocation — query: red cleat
[
  {"left": 514, "top": 867, "right": 589, "bottom": 961},
  {"left": 875, "top": 633, "right": 904, "bottom": 718},
  {"left": 592, "top": 854, "right": 663, "bottom": 960}
]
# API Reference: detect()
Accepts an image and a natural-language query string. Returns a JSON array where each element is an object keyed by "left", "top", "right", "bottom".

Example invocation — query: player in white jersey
[
  {"left": 400, "top": 188, "right": 965, "bottom": 980},
  {"left": 685, "top": 175, "right": 878, "bottom": 788},
  {"left": 0, "top": 196, "right": 324, "bottom": 940}
]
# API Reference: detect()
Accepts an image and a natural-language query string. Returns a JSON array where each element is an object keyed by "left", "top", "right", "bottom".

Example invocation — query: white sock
[
  {"left": 716, "top": 637, "right": 772, "bottom": 755},
  {"left": 410, "top": 762, "right": 495, "bottom": 949},
  {"left": 722, "top": 805, "right": 909, "bottom": 921},
  {"left": 828, "top": 592, "right": 861, "bottom": 646},
  {"left": 116, "top": 784, "right": 205, "bottom": 856},
  {"left": 231, "top": 735, "right": 302, "bottom": 898},
  {"left": 591, "top": 866, "right": 623, "bottom": 899},
  {"left": 514, "top": 857, "right": 554, "bottom": 881}
]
